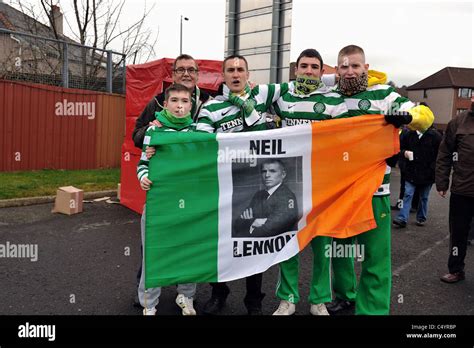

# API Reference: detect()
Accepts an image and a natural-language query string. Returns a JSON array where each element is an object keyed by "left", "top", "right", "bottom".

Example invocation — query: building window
[
  {"left": 423, "top": 89, "right": 427, "bottom": 98},
  {"left": 456, "top": 108, "right": 468, "bottom": 115},
  {"left": 458, "top": 88, "right": 472, "bottom": 99}
]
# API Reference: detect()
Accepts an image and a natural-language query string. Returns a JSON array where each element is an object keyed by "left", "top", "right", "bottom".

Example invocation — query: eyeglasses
[{"left": 174, "top": 67, "right": 198, "bottom": 75}]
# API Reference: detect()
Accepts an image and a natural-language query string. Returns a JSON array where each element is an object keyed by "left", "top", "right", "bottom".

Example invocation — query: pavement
[{"left": 0, "top": 168, "right": 473, "bottom": 316}]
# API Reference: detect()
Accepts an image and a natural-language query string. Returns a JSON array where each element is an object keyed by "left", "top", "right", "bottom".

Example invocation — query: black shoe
[
  {"left": 416, "top": 219, "right": 426, "bottom": 226},
  {"left": 392, "top": 219, "right": 407, "bottom": 228},
  {"left": 326, "top": 298, "right": 355, "bottom": 315},
  {"left": 202, "top": 296, "right": 226, "bottom": 315},
  {"left": 391, "top": 199, "right": 402, "bottom": 210},
  {"left": 247, "top": 307, "right": 263, "bottom": 315}
]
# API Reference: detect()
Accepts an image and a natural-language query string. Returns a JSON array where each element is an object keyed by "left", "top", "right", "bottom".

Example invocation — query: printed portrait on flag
[{"left": 232, "top": 157, "right": 303, "bottom": 238}]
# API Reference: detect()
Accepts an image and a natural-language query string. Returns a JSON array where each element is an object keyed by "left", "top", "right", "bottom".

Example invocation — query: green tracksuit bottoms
[
  {"left": 276, "top": 236, "right": 333, "bottom": 305},
  {"left": 276, "top": 196, "right": 391, "bottom": 315}
]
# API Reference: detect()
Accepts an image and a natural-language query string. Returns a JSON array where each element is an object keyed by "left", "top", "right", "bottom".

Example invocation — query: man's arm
[
  {"left": 251, "top": 189, "right": 299, "bottom": 237},
  {"left": 322, "top": 74, "right": 337, "bottom": 87},
  {"left": 382, "top": 88, "right": 434, "bottom": 131},
  {"left": 399, "top": 129, "right": 412, "bottom": 162},
  {"left": 251, "top": 83, "right": 290, "bottom": 110},
  {"left": 233, "top": 195, "right": 259, "bottom": 235},
  {"left": 136, "top": 126, "right": 156, "bottom": 190},
  {"left": 195, "top": 105, "right": 216, "bottom": 133},
  {"left": 435, "top": 121, "right": 456, "bottom": 196}
]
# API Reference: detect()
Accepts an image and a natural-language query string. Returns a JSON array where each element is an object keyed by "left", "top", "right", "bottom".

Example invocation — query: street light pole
[{"left": 180, "top": 15, "right": 189, "bottom": 55}]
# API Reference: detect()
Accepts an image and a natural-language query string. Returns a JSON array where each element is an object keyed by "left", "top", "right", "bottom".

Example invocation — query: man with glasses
[{"left": 132, "top": 54, "right": 211, "bottom": 149}]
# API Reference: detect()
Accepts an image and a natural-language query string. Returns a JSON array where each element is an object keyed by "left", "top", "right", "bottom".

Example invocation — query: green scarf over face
[
  {"left": 155, "top": 109, "right": 193, "bottom": 130},
  {"left": 225, "top": 84, "right": 259, "bottom": 127},
  {"left": 294, "top": 74, "right": 323, "bottom": 95}
]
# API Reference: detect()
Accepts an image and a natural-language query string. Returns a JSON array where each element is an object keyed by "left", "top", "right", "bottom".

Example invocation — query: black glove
[
  {"left": 385, "top": 154, "right": 399, "bottom": 167},
  {"left": 384, "top": 111, "right": 413, "bottom": 128}
]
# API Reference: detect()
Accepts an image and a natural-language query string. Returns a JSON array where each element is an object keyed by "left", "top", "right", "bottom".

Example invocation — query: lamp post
[{"left": 180, "top": 15, "right": 189, "bottom": 55}]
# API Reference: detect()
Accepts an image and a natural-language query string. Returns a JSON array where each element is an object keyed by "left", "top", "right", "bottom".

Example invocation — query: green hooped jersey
[
  {"left": 273, "top": 82, "right": 348, "bottom": 126},
  {"left": 334, "top": 84, "right": 415, "bottom": 117},
  {"left": 334, "top": 84, "right": 416, "bottom": 196},
  {"left": 137, "top": 123, "right": 195, "bottom": 182},
  {"left": 196, "top": 83, "right": 289, "bottom": 133}
]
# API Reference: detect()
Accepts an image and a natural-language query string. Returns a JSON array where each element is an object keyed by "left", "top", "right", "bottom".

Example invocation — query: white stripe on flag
[{"left": 215, "top": 125, "right": 313, "bottom": 282}]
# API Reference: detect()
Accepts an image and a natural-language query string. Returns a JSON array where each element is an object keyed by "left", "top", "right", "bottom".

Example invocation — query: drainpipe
[
  {"left": 269, "top": 0, "right": 280, "bottom": 83},
  {"left": 10, "top": 34, "right": 21, "bottom": 56},
  {"left": 227, "top": 0, "right": 237, "bottom": 56}
]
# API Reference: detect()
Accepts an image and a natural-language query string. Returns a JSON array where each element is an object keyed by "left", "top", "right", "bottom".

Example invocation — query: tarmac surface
[{"left": 1, "top": 168, "right": 473, "bottom": 316}]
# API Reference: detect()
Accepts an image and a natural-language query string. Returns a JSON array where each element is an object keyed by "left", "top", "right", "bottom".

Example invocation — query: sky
[{"left": 7, "top": 0, "right": 474, "bottom": 86}]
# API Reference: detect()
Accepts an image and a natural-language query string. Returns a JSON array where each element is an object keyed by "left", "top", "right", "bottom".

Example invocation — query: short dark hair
[
  {"left": 337, "top": 45, "right": 365, "bottom": 64},
  {"left": 261, "top": 159, "right": 286, "bottom": 173},
  {"left": 173, "top": 54, "right": 197, "bottom": 70},
  {"left": 419, "top": 102, "right": 429, "bottom": 107},
  {"left": 223, "top": 55, "right": 249, "bottom": 72},
  {"left": 164, "top": 83, "right": 192, "bottom": 101},
  {"left": 296, "top": 48, "right": 324, "bottom": 69}
]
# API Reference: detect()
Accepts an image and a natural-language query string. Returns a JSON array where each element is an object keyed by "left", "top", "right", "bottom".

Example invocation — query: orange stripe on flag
[{"left": 297, "top": 115, "right": 400, "bottom": 249}]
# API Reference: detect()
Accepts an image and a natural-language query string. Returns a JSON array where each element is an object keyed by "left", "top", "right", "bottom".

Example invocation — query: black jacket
[
  {"left": 233, "top": 184, "right": 299, "bottom": 238},
  {"left": 436, "top": 109, "right": 474, "bottom": 197},
  {"left": 399, "top": 127, "right": 442, "bottom": 185},
  {"left": 132, "top": 87, "right": 211, "bottom": 149}
]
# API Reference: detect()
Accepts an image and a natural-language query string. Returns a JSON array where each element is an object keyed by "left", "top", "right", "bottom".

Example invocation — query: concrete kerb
[{"left": 0, "top": 190, "right": 118, "bottom": 208}]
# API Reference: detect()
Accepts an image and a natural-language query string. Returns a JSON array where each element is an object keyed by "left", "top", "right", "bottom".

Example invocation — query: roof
[
  {"left": 0, "top": 3, "right": 108, "bottom": 64},
  {"left": 0, "top": 3, "right": 85, "bottom": 46},
  {"left": 407, "top": 67, "right": 474, "bottom": 90}
]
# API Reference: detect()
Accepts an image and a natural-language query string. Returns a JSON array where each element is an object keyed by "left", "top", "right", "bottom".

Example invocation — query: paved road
[{"left": 0, "top": 168, "right": 473, "bottom": 316}]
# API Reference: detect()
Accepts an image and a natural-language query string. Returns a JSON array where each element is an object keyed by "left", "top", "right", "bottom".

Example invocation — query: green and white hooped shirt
[
  {"left": 196, "top": 83, "right": 289, "bottom": 133},
  {"left": 334, "top": 84, "right": 415, "bottom": 196},
  {"left": 273, "top": 81, "right": 348, "bottom": 127}
]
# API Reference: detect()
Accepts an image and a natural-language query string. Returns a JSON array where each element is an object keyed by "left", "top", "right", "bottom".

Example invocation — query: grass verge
[{"left": 0, "top": 168, "right": 120, "bottom": 200}]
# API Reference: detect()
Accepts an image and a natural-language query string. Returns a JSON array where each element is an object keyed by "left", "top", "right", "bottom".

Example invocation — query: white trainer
[
  {"left": 272, "top": 300, "right": 296, "bottom": 315},
  {"left": 143, "top": 307, "right": 157, "bottom": 316},
  {"left": 310, "top": 303, "right": 330, "bottom": 315},
  {"left": 176, "top": 294, "right": 197, "bottom": 316}
]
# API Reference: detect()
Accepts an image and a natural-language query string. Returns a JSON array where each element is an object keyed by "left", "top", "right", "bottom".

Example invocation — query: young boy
[{"left": 137, "top": 83, "right": 196, "bottom": 315}]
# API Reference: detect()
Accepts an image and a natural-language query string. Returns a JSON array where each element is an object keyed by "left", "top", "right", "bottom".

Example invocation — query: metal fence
[{"left": 0, "top": 28, "right": 125, "bottom": 94}]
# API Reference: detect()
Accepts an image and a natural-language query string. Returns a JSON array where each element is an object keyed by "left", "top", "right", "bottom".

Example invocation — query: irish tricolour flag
[{"left": 144, "top": 115, "right": 398, "bottom": 288}]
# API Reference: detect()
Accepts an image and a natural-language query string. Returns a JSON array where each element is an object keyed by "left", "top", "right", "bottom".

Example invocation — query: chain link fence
[{"left": 0, "top": 29, "right": 125, "bottom": 94}]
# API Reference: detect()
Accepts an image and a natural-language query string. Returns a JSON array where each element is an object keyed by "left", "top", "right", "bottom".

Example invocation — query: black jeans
[
  {"left": 210, "top": 273, "right": 265, "bottom": 309},
  {"left": 448, "top": 193, "right": 474, "bottom": 273}
]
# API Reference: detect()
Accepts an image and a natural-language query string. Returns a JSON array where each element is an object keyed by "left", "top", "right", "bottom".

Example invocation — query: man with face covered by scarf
[
  {"left": 329, "top": 45, "right": 434, "bottom": 315},
  {"left": 271, "top": 49, "right": 349, "bottom": 316}
]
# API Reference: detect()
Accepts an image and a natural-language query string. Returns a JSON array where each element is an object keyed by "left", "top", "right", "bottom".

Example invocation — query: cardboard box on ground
[{"left": 52, "top": 186, "right": 83, "bottom": 215}]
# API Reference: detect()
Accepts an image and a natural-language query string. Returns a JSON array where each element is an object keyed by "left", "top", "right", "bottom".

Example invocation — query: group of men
[{"left": 133, "top": 45, "right": 435, "bottom": 316}]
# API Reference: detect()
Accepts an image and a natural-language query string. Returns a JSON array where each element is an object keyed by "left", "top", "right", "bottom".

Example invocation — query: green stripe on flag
[{"left": 145, "top": 131, "right": 219, "bottom": 288}]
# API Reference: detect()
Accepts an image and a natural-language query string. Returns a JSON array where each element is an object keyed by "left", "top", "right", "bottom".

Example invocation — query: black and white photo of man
[{"left": 233, "top": 159, "right": 299, "bottom": 238}]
